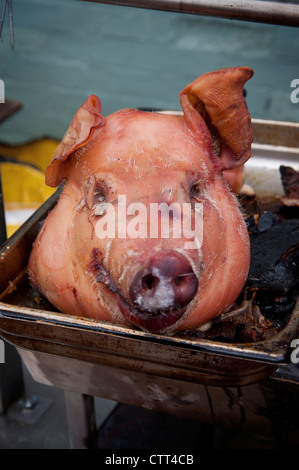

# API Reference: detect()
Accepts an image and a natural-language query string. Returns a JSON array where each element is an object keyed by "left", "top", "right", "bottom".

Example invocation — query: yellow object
[
  {"left": 0, "top": 138, "right": 58, "bottom": 237},
  {"left": 0, "top": 138, "right": 59, "bottom": 172},
  {"left": 1, "top": 162, "right": 54, "bottom": 203}
]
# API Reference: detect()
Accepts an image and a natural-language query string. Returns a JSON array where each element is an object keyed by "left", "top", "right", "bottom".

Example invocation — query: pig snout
[
  {"left": 116, "top": 250, "right": 199, "bottom": 332},
  {"left": 129, "top": 251, "right": 198, "bottom": 312}
]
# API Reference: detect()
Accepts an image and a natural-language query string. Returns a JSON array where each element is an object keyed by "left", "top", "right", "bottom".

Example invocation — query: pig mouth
[
  {"left": 115, "top": 293, "right": 188, "bottom": 333},
  {"left": 89, "top": 248, "right": 198, "bottom": 333},
  {"left": 91, "top": 262, "right": 188, "bottom": 332}
]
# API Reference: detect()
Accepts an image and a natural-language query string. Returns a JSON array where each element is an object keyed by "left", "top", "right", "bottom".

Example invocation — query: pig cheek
[
  {"left": 177, "top": 188, "right": 250, "bottom": 331},
  {"left": 103, "top": 239, "right": 147, "bottom": 303},
  {"left": 174, "top": 199, "right": 227, "bottom": 331},
  {"left": 197, "top": 200, "right": 227, "bottom": 292},
  {"left": 69, "top": 211, "right": 116, "bottom": 322},
  {"left": 80, "top": 213, "right": 133, "bottom": 325},
  {"left": 28, "top": 199, "right": 86, "bottom": 317}
]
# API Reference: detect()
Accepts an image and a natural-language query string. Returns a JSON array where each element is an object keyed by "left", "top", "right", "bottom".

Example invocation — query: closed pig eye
[
  {"left": 84, "top": 176, "right": 108, "bottom": 216},
  {"left": 189, "top": 182, "right": 202, "bottom": 200},
  {"left": 93, "top": 182, "right": 106, "bottom": 204},
  {"left": 93, "top": 181, "right": 108, "bottom": 216}
]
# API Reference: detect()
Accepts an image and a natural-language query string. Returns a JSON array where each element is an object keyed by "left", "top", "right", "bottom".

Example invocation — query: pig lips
[{"left": 116, "top": 295, "right": 189, "bottom": 333}]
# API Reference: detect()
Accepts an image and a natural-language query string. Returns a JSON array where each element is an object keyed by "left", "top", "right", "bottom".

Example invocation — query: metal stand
[
  {"left": 65, "top": 391, "right": 98, "bottom": 449},
  {"left": 0, "top": 169, "right": 7, "bottom": 245},
  {"left": 0, "top": 342, "right": 24, "bottom": 414},
  {"left": 0, "top": 170, "right": 25, "bottom": 414}
]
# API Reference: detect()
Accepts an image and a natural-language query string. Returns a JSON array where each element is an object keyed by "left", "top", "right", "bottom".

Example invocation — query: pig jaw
[{"left": 85, "top": 230, "right": 201, "bottom": 333}]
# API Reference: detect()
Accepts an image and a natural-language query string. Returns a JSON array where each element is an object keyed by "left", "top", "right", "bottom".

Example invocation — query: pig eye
[
  {"left": 93, "top": 188, "right": 106, "bottom": 205},
  {"left": 190, "top": 182, "right": 202, "bottom": 199},
  {"left": 93, "top": 182, "right": 107, "bottom": 216},
  {"left": 93, "top": 181, "right": 107, "bottom": 202}
]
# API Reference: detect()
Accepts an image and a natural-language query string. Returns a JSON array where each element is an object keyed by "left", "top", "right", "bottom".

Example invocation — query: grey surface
[
  {"left": 0, "top": 0, "right": 299, "bottom": 144},
  {"left": 0, "top": 352, "right": 116, "bottom": 449}
]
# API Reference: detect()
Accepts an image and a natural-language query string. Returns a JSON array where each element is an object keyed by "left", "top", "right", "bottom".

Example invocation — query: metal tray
[{"left": 0, "top": 118, "right": 298, "bottom": 389}]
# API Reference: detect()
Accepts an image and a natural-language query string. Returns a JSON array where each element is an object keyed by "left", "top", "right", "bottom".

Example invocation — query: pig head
[{"left": 28, "top": 67, "right": 254, "bottom": 334}]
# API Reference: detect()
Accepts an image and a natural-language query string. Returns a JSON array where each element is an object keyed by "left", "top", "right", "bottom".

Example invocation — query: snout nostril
[
  {"left": 129, "top": 251, "right": 199, "bottom": 314},
  {"left": 174, "top": 275, "right": 184, "bottom": 287},
  {"left": 173, "top": 271, "right": 198, "bottom": 309},
  {"left": 142, "top": 274, "right": 158, "bottom": 291}
]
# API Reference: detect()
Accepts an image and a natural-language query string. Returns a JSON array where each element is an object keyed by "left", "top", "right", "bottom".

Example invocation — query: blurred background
[
  {"left": 1, "top": 0, "right": 299, "bottom": 236},
  {"left": 1, "top": 0, "right": 299, "bottom": 144}
]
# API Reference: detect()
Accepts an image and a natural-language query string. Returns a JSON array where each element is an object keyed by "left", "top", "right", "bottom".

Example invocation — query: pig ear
[
  {"left": 45, "top": 95, "right": 105, "bottom": 187},
  {"left": 180, "top": 67, "right": 254, "bottom": 170}
]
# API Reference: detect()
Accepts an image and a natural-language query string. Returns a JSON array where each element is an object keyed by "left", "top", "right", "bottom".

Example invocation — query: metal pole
[
  {"left": 65, "top": 391, "right": 98, "bottom": 449},
  {"left": 0, "top": 167, "right": 25, "bottom": 415},
  {"left": 0, "top": 169, "right": 7, "bottom": 246},
  {"left": 81, "top": 0, "right": 299, "bottom": 27}
]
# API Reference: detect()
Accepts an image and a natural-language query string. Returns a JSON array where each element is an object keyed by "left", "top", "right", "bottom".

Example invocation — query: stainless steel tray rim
[{"left": 1, "top": 298, "right": 297, "bottom": 365}]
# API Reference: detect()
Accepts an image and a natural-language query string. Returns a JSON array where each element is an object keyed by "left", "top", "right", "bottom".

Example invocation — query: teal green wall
[{"left": 1, "top": 0, "right": 299, "bottom": 144}]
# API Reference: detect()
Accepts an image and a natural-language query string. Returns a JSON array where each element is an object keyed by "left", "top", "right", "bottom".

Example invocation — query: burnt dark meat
[
  {"left": 245, "top": 217, "right": 299, "bottom": 330},
  {"left": 280, "top": 165, "right": 299, "bottom": 199},
  {"left": 247, "top": 219, "right": 299, "bottom": 294},
  {"left": 280, "top": 165, "right": 299, "bottom": 206}
]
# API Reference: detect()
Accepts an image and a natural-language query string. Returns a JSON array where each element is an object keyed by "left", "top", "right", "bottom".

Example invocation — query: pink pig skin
[{"left": 28, "top": 67, "right": 254, "bottom": 334}]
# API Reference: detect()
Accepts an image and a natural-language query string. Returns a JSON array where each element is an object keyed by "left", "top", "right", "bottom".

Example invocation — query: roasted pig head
[{"left": 28, "top": 67, "right": 254, "bottom": 334}]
